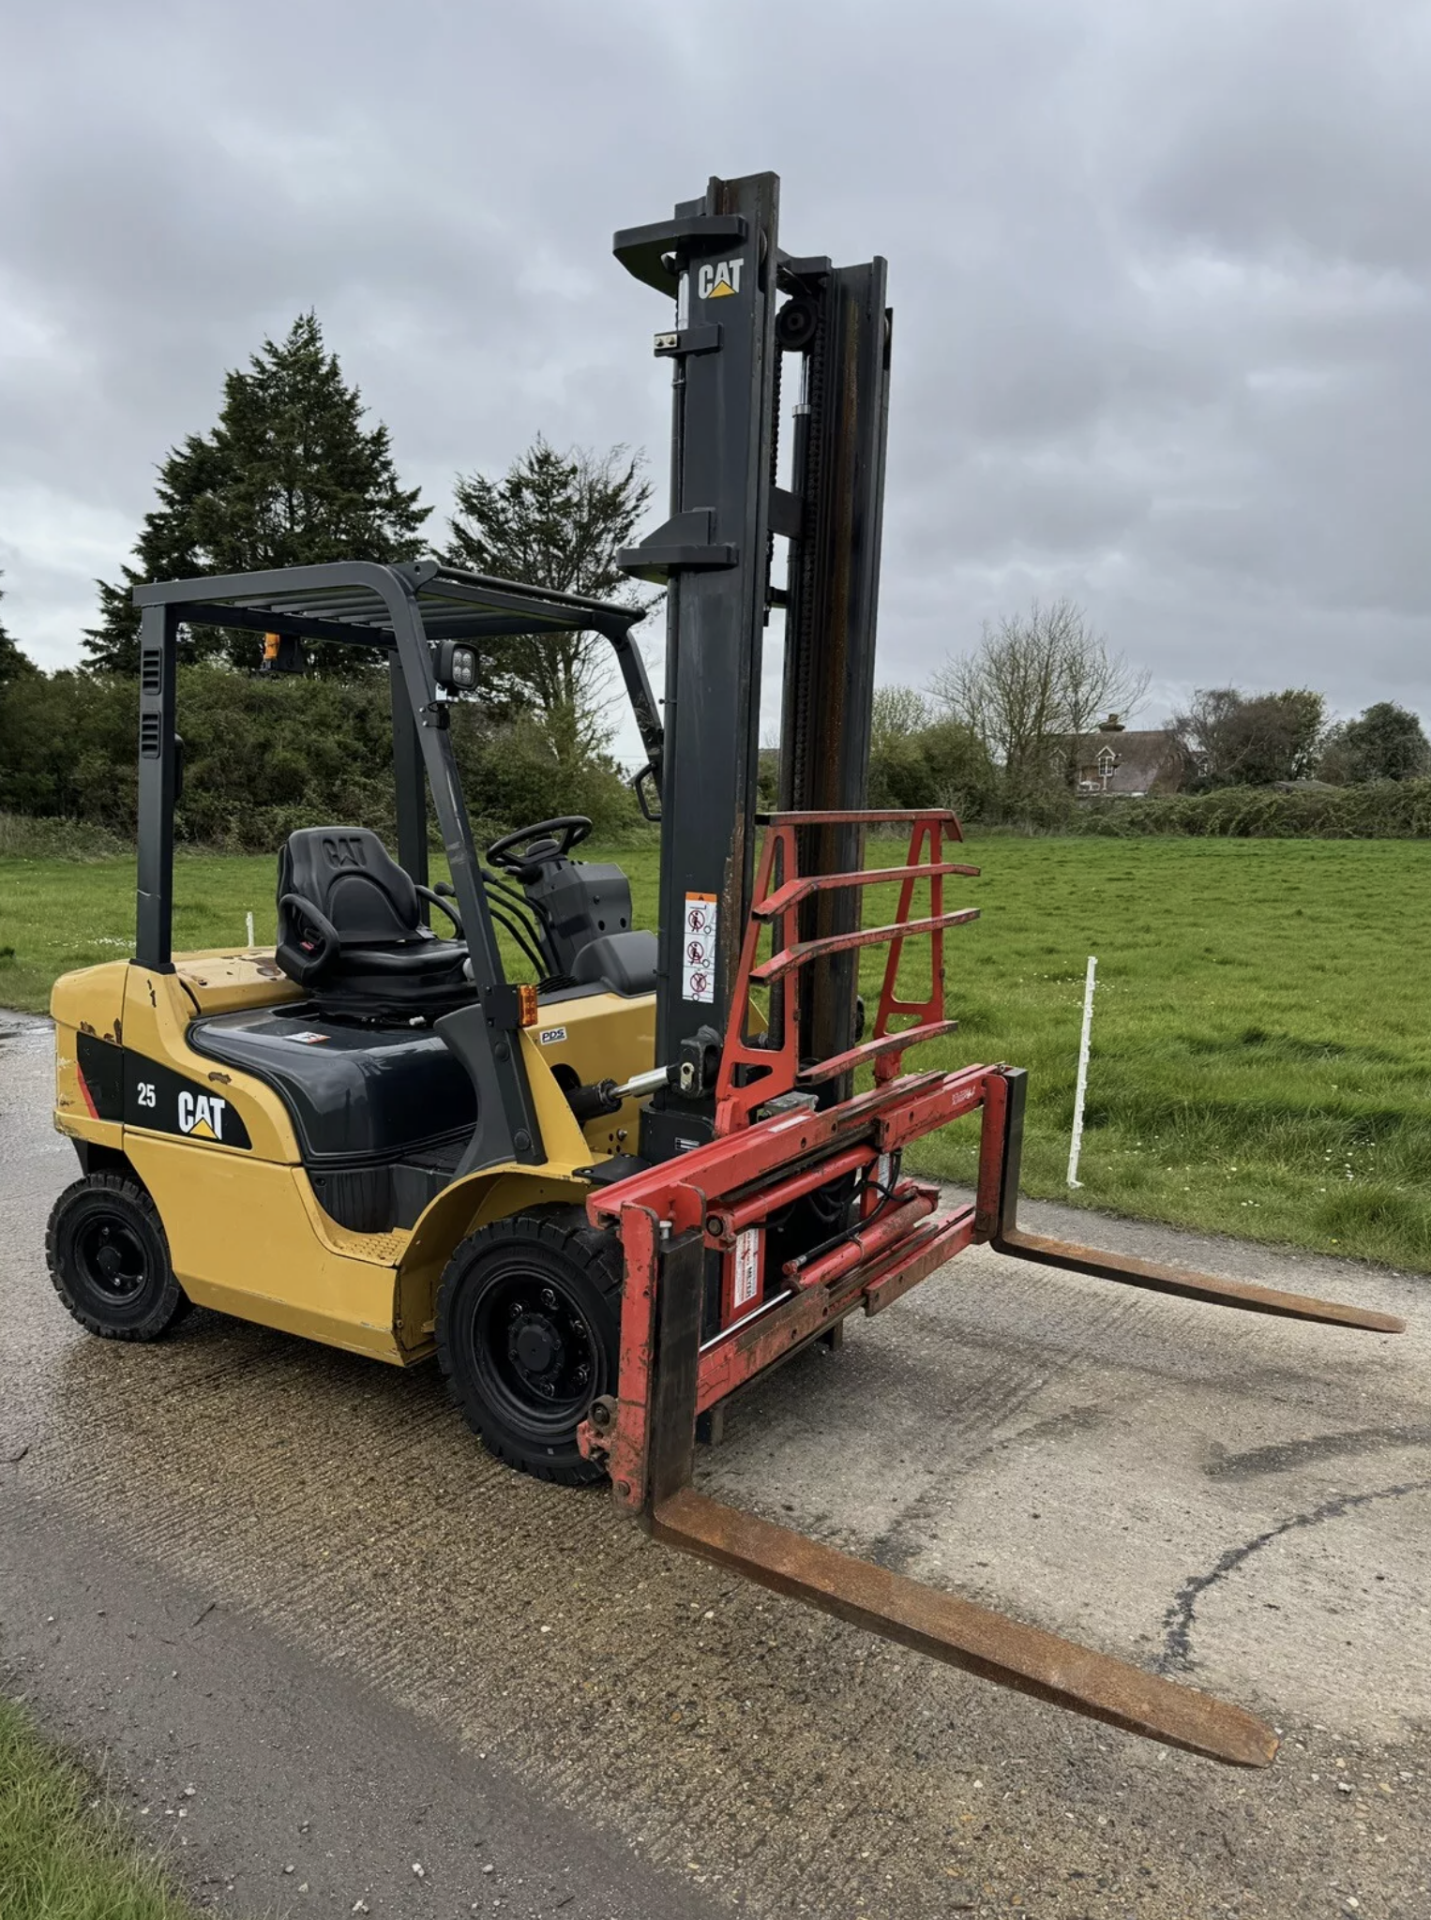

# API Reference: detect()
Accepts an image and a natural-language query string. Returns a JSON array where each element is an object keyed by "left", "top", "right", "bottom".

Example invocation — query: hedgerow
[{"left": 1080, "top": 780, "right": 1431, "bottom": 838}]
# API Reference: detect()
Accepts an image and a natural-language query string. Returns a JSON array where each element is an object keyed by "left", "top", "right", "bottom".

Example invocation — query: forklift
[{"left": 47, "top": 171, "right": 1401, "bottom": 1768}]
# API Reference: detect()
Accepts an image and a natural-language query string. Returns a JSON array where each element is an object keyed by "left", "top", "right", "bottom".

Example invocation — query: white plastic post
[
  {"left": 245, "top": 910, "right": 255, "bottom": 949},
  {"left": 1066, "top": 955, "right": 1097, "bottom": 1190}
]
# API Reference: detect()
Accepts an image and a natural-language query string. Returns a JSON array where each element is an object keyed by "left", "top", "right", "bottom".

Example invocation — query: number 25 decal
[{"left": 137, "top": 1083, "right": 156, "bottom": 1108}]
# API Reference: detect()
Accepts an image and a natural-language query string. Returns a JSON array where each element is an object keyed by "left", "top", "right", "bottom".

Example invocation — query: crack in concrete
[{"left": 1159, "top": 1476, "right": 1431, "bottom": 1673}]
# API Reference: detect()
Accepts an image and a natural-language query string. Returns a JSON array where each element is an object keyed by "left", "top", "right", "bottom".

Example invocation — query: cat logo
[
  {"left": 697, "top": 258, "right": 743, "bottom": 300},
  {"left": 177, "top": 1089, "right": 228, "bottom": 1141}
]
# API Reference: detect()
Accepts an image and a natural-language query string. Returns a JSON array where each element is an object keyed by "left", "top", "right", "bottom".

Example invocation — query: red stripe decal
[{"left": 76, "top": 1064, "right": 99, "bottom": 1120}]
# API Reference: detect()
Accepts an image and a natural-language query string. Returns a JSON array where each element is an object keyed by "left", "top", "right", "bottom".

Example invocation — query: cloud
[{"left": 1, "top": 0, "right": 1428, "bottom": 730}]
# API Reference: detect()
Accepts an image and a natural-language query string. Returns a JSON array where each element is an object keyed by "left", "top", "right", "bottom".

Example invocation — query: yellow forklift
[{"left": 47, "top": 171, "right": 1400, "bottom": 1767}]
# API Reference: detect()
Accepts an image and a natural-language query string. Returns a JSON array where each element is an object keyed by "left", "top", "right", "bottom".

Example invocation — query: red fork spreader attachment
[{"left": 579, "top": 811, "right": 1402, "bottom": 1767}]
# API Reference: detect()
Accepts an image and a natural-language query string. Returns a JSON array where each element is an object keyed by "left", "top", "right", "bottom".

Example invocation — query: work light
[{"left": 433, "top": 641, "right": 478, "bottom": 692}]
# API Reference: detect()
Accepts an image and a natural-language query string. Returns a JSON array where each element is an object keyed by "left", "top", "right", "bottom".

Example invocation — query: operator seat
[{"left": 275, "top": 827, "right": 471, "bottom": 1020}]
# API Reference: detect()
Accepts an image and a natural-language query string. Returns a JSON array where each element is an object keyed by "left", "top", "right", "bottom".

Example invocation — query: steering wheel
[{"left": 486, "top": 816, "right": 593, "bottom": 873}]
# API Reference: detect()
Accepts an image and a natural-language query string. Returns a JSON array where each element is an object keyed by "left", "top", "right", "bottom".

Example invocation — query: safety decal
[
  {"left": 733, "top": 1227, "right": 762, "bottom": 1311},
  {"left": 697, "top": 258, "right": 743, "bottom": 300},
  {"left": 682, "top": 892, "right": 717, "bottom": 1003}
]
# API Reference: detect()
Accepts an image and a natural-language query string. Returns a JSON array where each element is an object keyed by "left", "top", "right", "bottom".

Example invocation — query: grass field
[
  {"left": 0, "top": 1696, "right": 196, "bottom": 1919},
  {"left": 3, "top": 835, "right": 1429, "bottom": 1273}
]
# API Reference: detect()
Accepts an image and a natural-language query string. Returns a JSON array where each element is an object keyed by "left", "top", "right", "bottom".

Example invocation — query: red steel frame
[
  {"left": 713, "top": 809, "right": 978, "bottom": 1129},
  {"left": 584, "top": 809, "right": 992, "bottom": 1508},
  {"left": 585, "top": 1060, "right": 996, "bottom": 1509}
]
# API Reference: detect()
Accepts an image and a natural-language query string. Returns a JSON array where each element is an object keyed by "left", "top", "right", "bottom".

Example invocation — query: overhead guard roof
[{"left": 133, "top": 558, "right": 646, "bottom": 647}]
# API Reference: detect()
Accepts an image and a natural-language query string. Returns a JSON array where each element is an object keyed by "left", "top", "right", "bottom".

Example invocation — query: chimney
[{"left": 1097, "top": 712, "right": 1125, "bottom": 733}]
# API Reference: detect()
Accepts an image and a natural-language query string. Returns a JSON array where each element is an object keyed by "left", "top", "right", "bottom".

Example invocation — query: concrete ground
[{"left": 1, "top": 1005, "right": 1428, "bottom": 1920}]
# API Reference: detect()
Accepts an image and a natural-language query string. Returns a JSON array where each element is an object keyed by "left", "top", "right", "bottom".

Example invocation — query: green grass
[
  {"left": 0, "top": 851, "right": 279, "bottom": 1015},
  {"left": 861, "top": 837, "right": 1431, "bottom": 1272},
  {"left": 0, "top": 1696, "right": 198, "bottom": 1919},
  {"left": 4, "top": 835, "right": 1430, "bottom": 1273}
]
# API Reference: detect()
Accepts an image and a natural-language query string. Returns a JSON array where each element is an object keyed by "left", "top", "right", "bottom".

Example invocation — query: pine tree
[
  {"left": 444, "top": 437, "right": 653, "bottom": 714},
  {"left": 86, "top": 314, "right": 429, "bottom": 674},
  {"left": 0, "top": 572, "right": 38, "bottom": 690}
]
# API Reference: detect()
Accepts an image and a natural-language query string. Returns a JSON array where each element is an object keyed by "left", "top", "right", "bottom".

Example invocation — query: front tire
[
  {"left": 46, "top": 1171, "right": 191, "bottom": 1342},
  {"left": 436, "top": 1209, "right": 622, "bottom": 1485}
]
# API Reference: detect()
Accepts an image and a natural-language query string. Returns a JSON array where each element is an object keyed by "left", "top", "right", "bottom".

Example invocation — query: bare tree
[
  {"left": 871, "top": 684, "right": 933, "bottom": 747},
  {"left": 930, "top": 600, "right": 1148, "bottom": 803}
]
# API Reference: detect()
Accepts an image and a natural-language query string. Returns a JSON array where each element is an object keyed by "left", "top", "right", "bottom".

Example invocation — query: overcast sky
[{"left": 3, "top": 0, "right": 1429, "bottom": 744}]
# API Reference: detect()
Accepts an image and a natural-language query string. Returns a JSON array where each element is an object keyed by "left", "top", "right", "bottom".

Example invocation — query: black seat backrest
[
  {"left": 569, "top": 930, "right": 658, "bottom": 997},
  {"left": 278, "top": 827, "right": 420, "bottom": 950}
]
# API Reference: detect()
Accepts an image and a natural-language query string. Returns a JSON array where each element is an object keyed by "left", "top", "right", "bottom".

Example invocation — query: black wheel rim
[
  {"left": 466, "top": 1260, "right": 602, "bottom": 1440},
  {"left": 74, "top": 1216, "right": 149, "bottom": 1303}
]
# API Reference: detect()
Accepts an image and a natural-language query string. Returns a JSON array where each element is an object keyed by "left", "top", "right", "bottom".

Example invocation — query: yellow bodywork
[{"left": 51, "top": 950, "right": 655, "bottom": 1365}]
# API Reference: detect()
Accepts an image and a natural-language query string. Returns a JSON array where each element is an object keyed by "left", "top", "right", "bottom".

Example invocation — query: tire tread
[
  {"left": 46, "top": 1170, "right": 191, "bottom": 1343},
  {"left": 435, "top": 1206, "right": 622, "bottom": 1486}
]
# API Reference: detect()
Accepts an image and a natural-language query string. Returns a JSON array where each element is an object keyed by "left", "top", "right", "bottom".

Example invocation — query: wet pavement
[{"left": 2, "top": 1006, "right": 1429, "bottom": 1919}]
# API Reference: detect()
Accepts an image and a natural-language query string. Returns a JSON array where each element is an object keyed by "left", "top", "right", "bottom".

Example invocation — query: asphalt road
[{"left": 2, "top": 1006, "right": 1428, "bottom": 1920}]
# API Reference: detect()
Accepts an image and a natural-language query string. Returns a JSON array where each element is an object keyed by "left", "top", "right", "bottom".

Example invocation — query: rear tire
[
  {"left": 436, "top": 1208, "right": 622, "bottom": 1485},
  {"left": 46, "top": 1171, "right": 191, "bottom": 1342}
]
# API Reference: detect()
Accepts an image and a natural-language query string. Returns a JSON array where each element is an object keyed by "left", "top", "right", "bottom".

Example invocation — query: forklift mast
[{"left": 615, "top": 172, "right": 891, "bottom": 1151}]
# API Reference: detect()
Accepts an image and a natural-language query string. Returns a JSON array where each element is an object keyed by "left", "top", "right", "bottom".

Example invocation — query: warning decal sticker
[
  {"left": 733, "top": 1228, "right": 762, "bottom": 1311},
  {"left": 682, "top": 891, "right": 717, "bottom": 1003}
]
